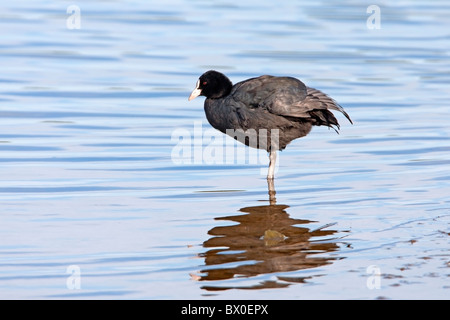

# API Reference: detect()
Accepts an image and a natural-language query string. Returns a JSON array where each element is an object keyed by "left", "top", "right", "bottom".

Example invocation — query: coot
[{"left": 188, "top": 70, "right": 352, "bottom": 179}]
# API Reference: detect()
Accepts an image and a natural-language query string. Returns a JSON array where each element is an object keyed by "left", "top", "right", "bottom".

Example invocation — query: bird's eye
[{"left": 202, "top": 81, "right": 207, "bottom": 86}]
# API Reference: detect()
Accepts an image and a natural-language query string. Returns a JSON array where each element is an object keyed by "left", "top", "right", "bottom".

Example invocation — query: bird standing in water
[{"left": 188, "top": 70, "right": 352, "bottom": 180}]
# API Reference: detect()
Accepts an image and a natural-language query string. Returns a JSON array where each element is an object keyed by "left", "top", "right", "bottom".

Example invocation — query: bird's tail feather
[{"left": 305, "top": 87, "right": 353, "bottom": 131}]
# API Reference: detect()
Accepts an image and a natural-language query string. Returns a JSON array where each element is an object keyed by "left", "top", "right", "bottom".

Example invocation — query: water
[{"left": 0, "top": 0, "right": 449, "bottom": 299}]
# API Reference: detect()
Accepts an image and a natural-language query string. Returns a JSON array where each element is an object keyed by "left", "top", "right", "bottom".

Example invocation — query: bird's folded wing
[
  {"left": 267, "top": 86, "right": 352, "bottom": 123},
  {"left": 231, "top": 76, "right": 352, "bottom": 124}
]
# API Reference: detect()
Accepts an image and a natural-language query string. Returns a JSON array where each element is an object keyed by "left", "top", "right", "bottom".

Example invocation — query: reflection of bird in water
[{"left": 193, "top": 187, "right": 343, "bottom": 290}]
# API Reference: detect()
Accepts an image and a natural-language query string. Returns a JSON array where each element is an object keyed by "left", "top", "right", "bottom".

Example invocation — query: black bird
[{"left": 188, "top": 70, "right": 352, "bottom": 180}]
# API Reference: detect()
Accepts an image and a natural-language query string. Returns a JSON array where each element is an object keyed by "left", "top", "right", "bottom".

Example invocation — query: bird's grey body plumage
[{"left": 203, "top": 75, "right": 351, "bottom": 152}]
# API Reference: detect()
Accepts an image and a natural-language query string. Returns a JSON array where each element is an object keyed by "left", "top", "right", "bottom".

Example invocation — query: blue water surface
[{"left": 0, "top": 0, "right": 449, "bottom": 299}]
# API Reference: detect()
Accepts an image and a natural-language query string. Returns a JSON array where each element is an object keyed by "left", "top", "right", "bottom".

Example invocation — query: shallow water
[{"left": 0, "top": 0, "right": 449, "bottom": 299}]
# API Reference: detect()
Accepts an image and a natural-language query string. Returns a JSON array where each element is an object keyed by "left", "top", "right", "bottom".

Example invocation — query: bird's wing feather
[
  {"left": 231, "top": 75, "right": 307, "bottom": 113},
  {"left": 267, "top": 86, "right": 352, "bottom": 124},
  {"left": 302, "top": 87, "right": 353, "bottom": 124},
  {"left": 230, "top": 76, "right": 352, "bottom": 126}
]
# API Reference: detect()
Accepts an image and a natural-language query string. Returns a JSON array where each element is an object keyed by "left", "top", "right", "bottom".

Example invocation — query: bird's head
[{"left": 188, "top": 70, "right": 233, "bottom": 101}]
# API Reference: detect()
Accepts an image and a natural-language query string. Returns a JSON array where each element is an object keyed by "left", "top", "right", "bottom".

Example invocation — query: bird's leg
[
  {"left": 267, "top": 149, "right": 277, "bottom": 180},
  {"left": 267, "top": 176, "right": 276, "bottom": 204}
]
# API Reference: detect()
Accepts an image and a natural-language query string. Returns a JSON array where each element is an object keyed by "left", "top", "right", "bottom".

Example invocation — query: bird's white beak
[{"left": 188, "top": 80, "right": 202, "bottom": 101}]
